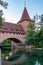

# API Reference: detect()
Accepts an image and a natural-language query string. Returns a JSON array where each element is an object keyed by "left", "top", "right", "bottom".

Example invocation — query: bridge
[
  {"left": 0, "top": 32, "right": 25, "bottom": 44},
  {"left": 0, "top": 7, "right": 32, "bottom": 45}
]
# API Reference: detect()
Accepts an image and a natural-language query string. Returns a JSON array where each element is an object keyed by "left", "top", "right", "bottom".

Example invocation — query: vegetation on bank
[
  {"left": 25, "top": 14, "right": 43, "bottom": 48},
  {"left": 0, "top": 39, "right": 11, "bottom": 56}
]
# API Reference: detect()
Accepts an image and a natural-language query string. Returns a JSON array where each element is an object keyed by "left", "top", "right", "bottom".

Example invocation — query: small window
[
  {"left": 16, "top": 29, "right": 18, "bottom": 31},
  {"left": 4, "top": 28, "right": 7, "bottom": 30}
]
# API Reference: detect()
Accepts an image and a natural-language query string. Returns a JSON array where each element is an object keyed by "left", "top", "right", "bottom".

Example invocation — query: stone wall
[
  {"left": 18, "top": 20, "right": 30, "bottom": 32},
  {"left": 0, "top": 32, "right": 25, "bottom": 43}
]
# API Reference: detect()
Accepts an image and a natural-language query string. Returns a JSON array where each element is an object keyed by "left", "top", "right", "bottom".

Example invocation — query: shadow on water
[{"left": 8, "top": 50, "right": 25, "bottom": 61}]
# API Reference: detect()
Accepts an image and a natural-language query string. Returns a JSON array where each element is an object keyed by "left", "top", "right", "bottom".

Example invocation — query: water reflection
[
  {"left": 7, "top": 49, "right": 27, "bottom": 63},
  {"left": 2, "top": 49, "right": 43, "bottom": 65},
  {"left": 35, "top": 61, "right": 40, "bottom": 65}
]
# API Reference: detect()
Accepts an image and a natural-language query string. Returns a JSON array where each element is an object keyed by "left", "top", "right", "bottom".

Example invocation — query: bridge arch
[
  {"left": 0, "top": 33, "right": 25, "bottom": 44},
  {"left": 1, "top": 38, "right": 22, "bottom": 43},
  {"left": 9, "top": 38, "right": 22, "bottom": 43},
  {"left": 1, "top": 37, "right": 22, "bottom": 47}
]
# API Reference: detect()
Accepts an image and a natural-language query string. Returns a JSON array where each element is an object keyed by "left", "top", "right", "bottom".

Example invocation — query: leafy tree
[
  {"left": 25, "top": 14, "right": 43, "bottom": 48},
  {"left": 0, "top": 0, "right": 8, "bottom": 9},
  {"left": 1, "top": 39, "right": 12, "bottom": 56},
  {"left": 34, "top": 14, "right": 43, "bottom": 48},
  {"left": 39, "top": 14, "right": 43, "bottom": 30},
  {"left": 0, "top": 0, "right": 8, "bottom": 28},
  {"left": 0, "top": 16, "right": 3, "bottom": 27},
  {"left": 25, "top": 21, "right": 35, "bottom": 45}
]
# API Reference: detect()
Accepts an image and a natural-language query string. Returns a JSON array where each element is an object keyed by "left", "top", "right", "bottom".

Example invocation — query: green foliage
[
  {"left": 34, "top": 30, "right": 43, "bottom": 48},
  {"left": 28, "top": 22, "right": 34, "bottom": 30},
  {"left": 34, "top": 14, "right": 43, "bottom": 48},
  {"left": 1, "top": 39, "right": 12, "bottom": 51},
  {"left": 25, "top": 22, "right": 35, "bottom": 45},
  {"left": 0, "top": 16, "right": 3, "bottom": 28},
  {"left": 3, "top": 39, "right": 11, "bottom": 44},
  {"left": 1, "top": 39, "right": 12, "bottom": 56},
  {"left": 40, "top": 15, "right": 43, "bottom": 30},
  {"left": 0, "top": 0, "right": 8, "bottom": 28},
  {"left": 25, "top": 14, "right": 43, "bottom": 48},
  {"left": 26, "top": 30, "right": 34, "bottom": 44}
]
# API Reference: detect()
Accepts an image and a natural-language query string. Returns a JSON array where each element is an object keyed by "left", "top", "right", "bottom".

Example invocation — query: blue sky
[{"left": 0, "top": 0, "right": 43, "bottom": 23}]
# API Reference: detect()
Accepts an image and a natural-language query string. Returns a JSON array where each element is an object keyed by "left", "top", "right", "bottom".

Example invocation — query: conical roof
[{"left": 18, "top": 7, "right": 31, "bottom": 23}]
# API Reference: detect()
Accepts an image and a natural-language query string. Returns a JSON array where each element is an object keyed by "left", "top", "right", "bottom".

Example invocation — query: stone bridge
[{"left": 0, "top": 32, "right": 25, "bottom": 44}]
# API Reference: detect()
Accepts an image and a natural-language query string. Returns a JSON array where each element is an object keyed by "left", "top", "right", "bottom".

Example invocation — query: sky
[{"left": 0, "top": 0, "right": 43, "bottom": 23}]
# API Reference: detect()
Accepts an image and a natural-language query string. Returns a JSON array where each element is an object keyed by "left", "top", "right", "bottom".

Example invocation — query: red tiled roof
[
  {"left": 0, "top": 22, "right": 25, "bottom": 34},
  {"left": 18, "top": 7, "right": 31, "bottom": 23}
]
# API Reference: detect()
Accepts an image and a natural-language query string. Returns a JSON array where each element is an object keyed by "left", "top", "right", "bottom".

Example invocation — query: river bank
[{"left": 16, "top": 45, "right": 42, "bottom": 50}]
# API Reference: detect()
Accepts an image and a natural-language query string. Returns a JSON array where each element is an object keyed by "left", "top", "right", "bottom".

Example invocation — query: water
[{"left": 2, "top": 49, "right": 43, "bottom": 65}]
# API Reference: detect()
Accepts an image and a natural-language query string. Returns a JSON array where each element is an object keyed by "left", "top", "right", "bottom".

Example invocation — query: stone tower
[{"left": 18, "top": 7, "right": 32, "bottom": 32}]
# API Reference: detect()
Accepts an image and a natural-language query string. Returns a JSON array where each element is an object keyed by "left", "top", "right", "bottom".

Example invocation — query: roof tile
[
  {"left": 18, "top": 7, "right": 31, "bottom": 23},
  {"left": 0, "top": 22, "right": 25, "bottom": 34}
]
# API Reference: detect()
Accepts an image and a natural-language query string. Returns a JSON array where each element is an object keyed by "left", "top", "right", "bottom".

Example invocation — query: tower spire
[
  {"left": 24, "top": 0, "right": 26, "bottom": 7},
  {"left": 18, "top": 0, "right": 31, "bottom": 23}
]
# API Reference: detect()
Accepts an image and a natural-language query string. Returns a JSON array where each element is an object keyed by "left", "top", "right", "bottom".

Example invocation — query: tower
[{"left": 18, "top": 7, "right": 32, "bottom": 32}]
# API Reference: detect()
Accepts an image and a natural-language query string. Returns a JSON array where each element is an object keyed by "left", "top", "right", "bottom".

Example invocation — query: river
[{"left": 1, "top": 49, "right": 43, "bottom": 65}]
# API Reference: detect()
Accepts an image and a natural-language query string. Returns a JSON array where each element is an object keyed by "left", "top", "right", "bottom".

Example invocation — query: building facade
[{"left": 0, "top": 7, "right": 32, "bottom": 44}]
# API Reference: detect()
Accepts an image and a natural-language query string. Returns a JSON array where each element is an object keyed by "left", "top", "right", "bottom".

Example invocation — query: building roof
[
  {"left": 18, "top": 7, "right": 31, "bottom": 23},
  {"left": 0, "top": 22, "right": 25, "bottom": 34}
]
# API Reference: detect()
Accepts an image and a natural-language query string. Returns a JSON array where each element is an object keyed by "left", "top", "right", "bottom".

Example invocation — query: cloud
[{"left": 3, "top": 12, "right": 19, "bottom": 23}]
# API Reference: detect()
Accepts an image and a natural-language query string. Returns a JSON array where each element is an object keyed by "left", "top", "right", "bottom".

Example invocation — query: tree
[
  {"left": 25, "top": 14, "right": 43, "bottom": 48},
  {"left": 33, "top": 14, "right": 43, "bottom": 48},
  {"left": 39, "top": 14, "right": 43, "bottom": 30},
  {"left": 0, "top": 0, "right": 8, "bottom": 28},
  {"left": 0, "top": 0, "right": 8, "bottom": 9},
  {"left": 0, "top": 16, "right": 3, "bottom": 28},
  {"left": 1, "top": 39, "right": 12, "bottom": 57},
  {"left": 25, "top": 21, "right": 35, "bottom": 45}
]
